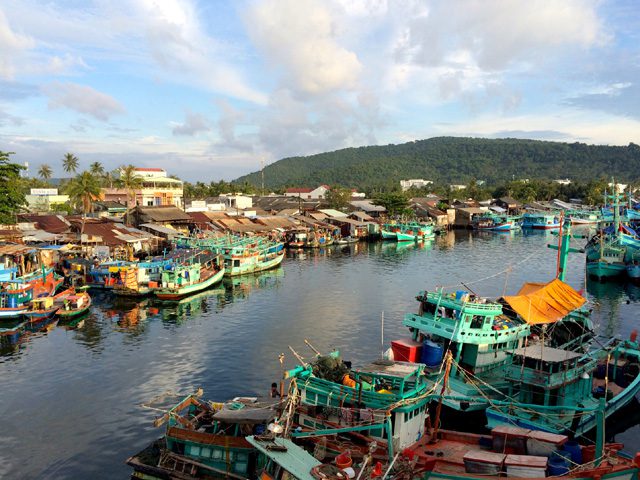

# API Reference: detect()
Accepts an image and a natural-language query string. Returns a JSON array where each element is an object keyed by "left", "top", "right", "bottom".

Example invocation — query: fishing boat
[
  {"left": 222, "top": 243, "right": 284, "bottom": 276},
  {"left": 127, "top": 391, "right": 283, "bottom": 479},
  {"left": 335, "top": 236, "right": 359, "bottom": 245},
  {"left": 0, "top": 283, "right": 32, "bottom": 319},
  {"left": 112, "top": 256, "right": 180, "bottom": 297},
  {"left": 22, "top": 296, "right": 59, "bottom": 322},
  {"left": 176, "top": 236, "right": 285, "bottom": 277},
  {"left": 472, "top": 214, "right": 520, "bottom": 231},
  {"left": 521, "top": 212, "right": 561, "bottom": 230},
  {"left": 286, "top": 347, "right": 431, "bottom": 464},
  {"left": 154, "top": 253, "right": 224, "bottom": 300},
  {"left": 381, "top": 224, "right": 398, "bottom": 240},
  {"left": 0, "top": 267, "right": 62, "bottom": 320},
  {"left": 285, "top": 229, "right": 308, "bottom": 248},
  {"left": 85, "top": 260, "right": 130, "bottom": 289},
  {"left": 55, "top": 288, "right": 92, "bottom": 318}
]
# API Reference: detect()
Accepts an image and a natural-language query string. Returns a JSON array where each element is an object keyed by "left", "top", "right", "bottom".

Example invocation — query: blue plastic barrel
[
  {"left": 421, "top": 340, "right": 444, "bottom": 367},
  {"left": 548, "top": 455, "right": 570, "bottom": 476},
  {"left": 563, "top": 441, "right": 583, "bottom": 465},
  {"left": 455, "top": 290, "right": 466, "bottom": 300}
]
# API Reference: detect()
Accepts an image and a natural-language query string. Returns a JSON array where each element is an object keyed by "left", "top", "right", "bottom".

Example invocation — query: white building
[
  {"left": 221, "top": 194, "right": 252, "bottom": 211},
  {"left": 284, "top": 185, "right": 330, "bottom": 199},
  {"left": 555, "top": 179, "right": 572, "bottom": 185},
  {"left": 25, "top": 188, "right": 70, "bottom": 212},
  {"left": 102, "top": 167, "right": 184, "bottom": 208},
  {"left": 400, "top": 179, "right": 433, "bottom": 191},
  {"left": 449, "top": 184, "right": 467, "bottom": 191}
]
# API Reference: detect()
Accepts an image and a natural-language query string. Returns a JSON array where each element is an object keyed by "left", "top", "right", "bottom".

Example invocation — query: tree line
[{"left": 234, "top": 137, "right": 640, "bottom": 191}]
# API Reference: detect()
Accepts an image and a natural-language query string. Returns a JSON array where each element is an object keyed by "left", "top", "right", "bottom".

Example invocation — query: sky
[{"left": 1, "top": 0, "right": 639, "bottom": 181}]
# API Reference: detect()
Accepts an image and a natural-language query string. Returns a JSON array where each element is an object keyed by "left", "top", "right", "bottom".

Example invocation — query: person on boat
[{"left": 270, "top": 382, "right": 280, "bottom": 398}]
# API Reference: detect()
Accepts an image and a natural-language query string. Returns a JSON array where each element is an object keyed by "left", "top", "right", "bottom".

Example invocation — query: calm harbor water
[{"left": 1, "top": 230, "right": 639, "bottom": 479}]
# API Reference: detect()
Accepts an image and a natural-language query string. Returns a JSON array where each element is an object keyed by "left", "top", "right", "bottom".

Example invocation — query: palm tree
[
  {"left": 65, "top": 171, "right": 102, "bottom": 240},
  {"left": 38, "top": 164, "right": 53, "bottom": 181},
  {"left": 63, "top": 153, "right": 79, "bottom": 175},
  {"left": 90, "top": 161, "right": 104, "bottom": 176},
  {"left": 119, "top": 165, "right": 143, "bottom": 208}
]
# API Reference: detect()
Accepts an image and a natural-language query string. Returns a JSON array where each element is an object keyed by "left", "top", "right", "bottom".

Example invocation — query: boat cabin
[
  {"left": 289, "top": 352, "right": 430, "bottom": 455},
  {"left": 404, "top": 290, "right": 529, "bottom": 377}
]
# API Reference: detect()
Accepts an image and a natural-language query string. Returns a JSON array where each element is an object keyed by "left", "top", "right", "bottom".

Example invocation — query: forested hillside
[{"left": 235, "top": 137, "right": 640, "bottom": 190}]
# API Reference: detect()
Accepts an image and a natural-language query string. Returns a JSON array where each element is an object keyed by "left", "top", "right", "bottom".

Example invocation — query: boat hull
[
  {"left": 396, "top": 231, "right": 416, "bottom": 242},
  {"left": 225, "top": 252, "right": 284, "bottom": 277},
  {"left": 627, "top": 263, "right": 640, "bottom": 279},
  {"left": 155, "top": 268, "right": 225, "bottom": 300},
  {"left": 23, "top": 307, "right": 58, "bottom": 322},
  {"left": 381, "top": 230, "right": 397, "bottom": 240},
  {"left": 0, "top": 306, "right": 29, "bottom": 320},
  {"left": 587, "top": 261, "right": 626, "bottom": 279}
]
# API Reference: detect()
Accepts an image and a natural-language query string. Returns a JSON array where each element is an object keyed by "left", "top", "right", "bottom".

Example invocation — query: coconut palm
[
  {"left": 119, "top": 164, "right": 143, "bottom": 208},
  {"left": 38, "top": 164, "right": 53, "bottom": 181},
  {"left": 66, "top": 172, "right": 101, "bottom": 215},
  {"left": 65, "top": 171, "right": 102, "bottom": 239},
  {"left": 90, "top": 161, "right": 104, "bottom": 176},
  {"left": 63, "top": 153, "right": 79, "bottom": 174}
]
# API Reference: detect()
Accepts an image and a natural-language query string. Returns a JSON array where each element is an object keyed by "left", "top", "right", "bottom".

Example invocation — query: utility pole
[{"left": 260, "top": 156, "right": 265, "bottom": 196}]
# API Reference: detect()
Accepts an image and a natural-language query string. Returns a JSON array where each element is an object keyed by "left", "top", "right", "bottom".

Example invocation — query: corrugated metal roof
[
  {"left": 139, "top": 223, "right": 181, "bottom": 236},
  {"left": 18, "top": 214, "right": 70, "bottom": 233},
  {"left": 0, "top": 244, "right": 35, "bottom": 255}
]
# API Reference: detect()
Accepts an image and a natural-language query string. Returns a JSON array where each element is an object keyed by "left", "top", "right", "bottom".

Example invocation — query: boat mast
[{"left": 547, "top": 215, "right": 584, "bottom": 282}]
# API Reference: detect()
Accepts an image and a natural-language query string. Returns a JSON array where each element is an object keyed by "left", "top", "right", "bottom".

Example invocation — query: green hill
[{"left": 234, "top": 137, "right": 640, "bottom": 190}]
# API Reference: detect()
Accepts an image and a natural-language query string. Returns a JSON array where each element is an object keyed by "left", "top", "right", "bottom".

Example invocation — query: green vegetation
[
  {"left": 66, "top": 171, "right": 101, "bottom": 215},
  {"left": 325, "top": 186, "right": 352, "bottom": 210},
  {"left": 0, "top": 151, "right": 26, "bottom": 224},
  {"left": 183, "top": 180, "right": 257, "bottom": 200},
  {"left": 38, "top": 164, "right": 53, "bottom": 181},
  {"left": 119, "top": 165, "right": 143, "bottom": 208},
  {"left": 373, "top": 192, "right": 411, "bottom": 216},
  {"left": 63, "top": 152, "right": 79, "bottom": 174},
  {"left": 234, "top": 137, "right": 640, "bottom": 191}
]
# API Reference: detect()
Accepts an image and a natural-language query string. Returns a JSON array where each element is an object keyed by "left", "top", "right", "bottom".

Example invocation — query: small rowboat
[
  {"left": 22, "top": 296, "right": 59, "bottom": 322},
  {"left": 55, "top": 288, "right": 92, "bottom": 318}
]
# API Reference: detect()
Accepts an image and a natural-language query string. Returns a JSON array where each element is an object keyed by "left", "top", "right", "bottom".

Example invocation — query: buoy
[{"left": 631, "top": 329, "right": 638, "bottom": 342}]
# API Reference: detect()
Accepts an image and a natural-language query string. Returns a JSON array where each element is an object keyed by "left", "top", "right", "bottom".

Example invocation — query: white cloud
[
  {"left": 430, "top": 109, "right": 640, "bottom": 146},
  {"left": 0, "top": 9, "right": 35, "bottom": 79},
  {"left": 171, "top": 110, "right": 210, "bottom": 136},
  {"left": 246, "top": 0, "right": 363, "bottom": 94},
  {"left": 133, "top": 0, "right": 267, "bottom": 104},
  {"left": 396, "top": 0, "right": 605, "bottom": 71},
  {"left": 43, "top": 82, "right": 125, "bottom": 121}
]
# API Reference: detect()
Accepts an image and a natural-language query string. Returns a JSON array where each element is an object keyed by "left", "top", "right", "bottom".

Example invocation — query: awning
[{"left": 502, "top": 278, "right": 586, "bottom": 325}]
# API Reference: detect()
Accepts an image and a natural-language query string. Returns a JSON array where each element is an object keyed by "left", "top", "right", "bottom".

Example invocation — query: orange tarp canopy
[{"left": 502, "top": 278, "right": 586, "bottom": 325}]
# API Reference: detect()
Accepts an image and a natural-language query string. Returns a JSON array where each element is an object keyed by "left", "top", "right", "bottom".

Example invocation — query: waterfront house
[
  {"left": 101, "top": 167, "right": 184, "bottom": 208},
  {"left": 127, "top": 206, "right": 194, "bottom": 232}
]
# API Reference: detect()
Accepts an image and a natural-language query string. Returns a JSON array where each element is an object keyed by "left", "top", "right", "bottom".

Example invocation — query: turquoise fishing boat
[
  {"left": 286, "top": 349, "right": 431, "bottom": 463},
  {"left": 521, "top": 212, "right": 560, "bottom": 229},
  {"left": 175, "top": 236, "right": 285, "bottom": 276},
  {"left": 127, "top": 391, "right": 282, "bottom": 479},
  {"left": 381, "top": 224, "right": 398, "bottom": 240},
  {"left": 221, "top": 242, "right": 284, "bottom": 277},
  {"left": 155, "top": 253, "right": 224, "bottom": 300},
  {"left": 472, "top": 213, "right": 521, "bottom": 231}
]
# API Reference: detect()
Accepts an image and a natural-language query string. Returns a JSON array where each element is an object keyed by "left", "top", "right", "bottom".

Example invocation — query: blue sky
[{"left": 1, "top": 0, "right": 639, "bottom": 181}]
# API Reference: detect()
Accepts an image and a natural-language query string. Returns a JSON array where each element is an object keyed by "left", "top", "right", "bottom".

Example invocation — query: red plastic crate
[{"left": 391, "top": 338, "right": 423, "bottom": 362}]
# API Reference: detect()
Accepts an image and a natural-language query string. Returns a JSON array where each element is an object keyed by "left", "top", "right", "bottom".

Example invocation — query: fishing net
[{"left": 312, "top": 355, "right": 349, "bottom": 383}]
